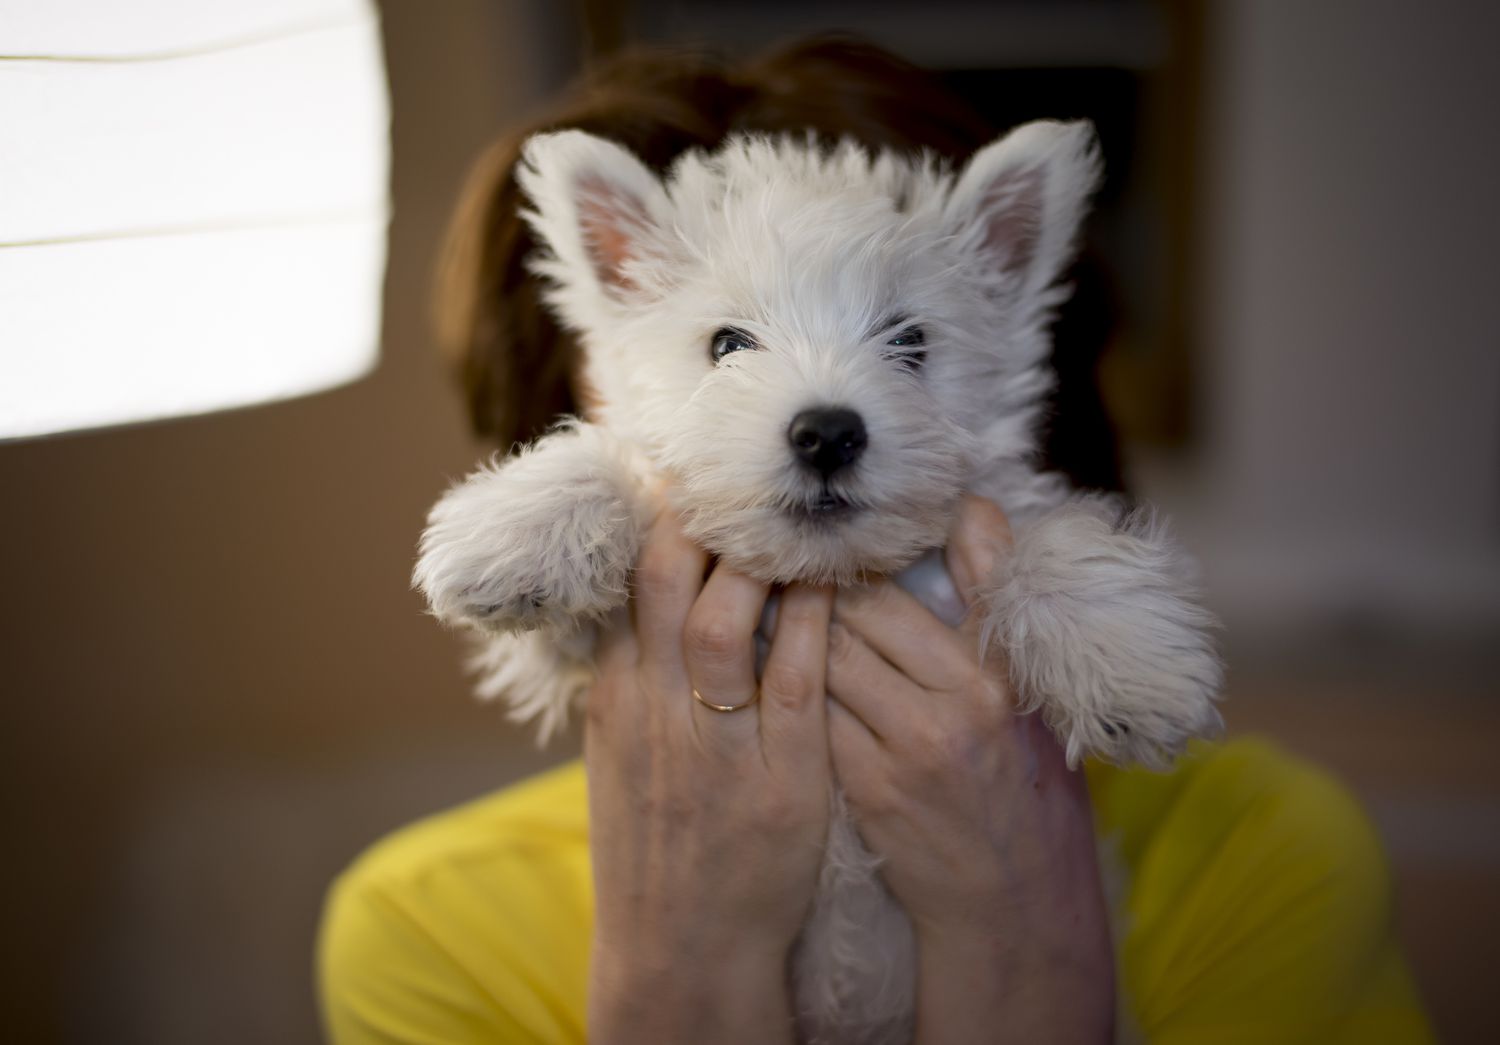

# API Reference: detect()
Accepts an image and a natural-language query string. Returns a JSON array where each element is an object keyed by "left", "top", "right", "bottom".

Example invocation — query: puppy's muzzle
[{"left": 788, "top": 406, "right": 867, "bottom": 478}]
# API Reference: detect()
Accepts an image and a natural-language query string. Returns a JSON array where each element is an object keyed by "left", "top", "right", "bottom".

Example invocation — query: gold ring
[{"left": 691, "top": 688, "right": 759, "bottom": 713}]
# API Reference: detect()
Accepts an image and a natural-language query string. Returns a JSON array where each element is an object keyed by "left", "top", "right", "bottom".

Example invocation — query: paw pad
[{"left": 463, "top": 588, "right": 551, "bottom": 627}]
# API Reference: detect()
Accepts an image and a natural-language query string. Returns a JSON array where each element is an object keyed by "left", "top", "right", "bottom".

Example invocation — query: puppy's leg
[
  {"left": 414, "top": 421, "right": 651, "bottom": 635},
  {"left": 986, "top": 495, "right": 1223, "bottom": 767}
]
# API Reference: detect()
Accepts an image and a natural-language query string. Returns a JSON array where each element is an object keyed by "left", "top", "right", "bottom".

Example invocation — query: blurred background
[{"left": 2, "top": 0, "right": 1497, "bottom": 1041}]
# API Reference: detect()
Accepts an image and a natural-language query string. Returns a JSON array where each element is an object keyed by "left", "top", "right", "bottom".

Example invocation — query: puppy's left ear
[
  {"left": 945, "top": 120, "right": 1102, "bottom": 303},
  {"left": 517, "top": 130, "right": 673, "bottom": 326}
]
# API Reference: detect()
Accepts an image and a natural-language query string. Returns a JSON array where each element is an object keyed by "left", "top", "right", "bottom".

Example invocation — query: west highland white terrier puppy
[{"left": 414, "top": 120, "right": 1222, "bottom": 1043}]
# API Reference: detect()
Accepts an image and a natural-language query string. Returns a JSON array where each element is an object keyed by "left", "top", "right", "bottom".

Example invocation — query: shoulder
[
  {"left": 317, "top": 759, "right": 591, "bottom": 1044},
  {"left": 1089, "top": 738, "right": 1433, "bottom": 1043},
  {"left": 1089, "top": 736, "right": 1389, "bottom": 899},
  {"left": 340, "top": 756, "right": 589, "bottom": 887}
]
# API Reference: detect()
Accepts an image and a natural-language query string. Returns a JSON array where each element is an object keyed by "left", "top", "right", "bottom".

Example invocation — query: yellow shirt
[{"left": 317, "top": 738, "right": 1432, "bottom": 1043}]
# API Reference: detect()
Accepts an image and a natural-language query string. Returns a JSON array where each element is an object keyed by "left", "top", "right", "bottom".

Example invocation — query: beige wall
[{"left": 1148, "top": 0, "right": 1500, "bottom": 658}]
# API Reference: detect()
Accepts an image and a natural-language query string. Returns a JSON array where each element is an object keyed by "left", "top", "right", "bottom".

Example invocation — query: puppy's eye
[
  {"left": 884, "top": 326, "right": 926, "bottom": 373},
  {"left": 886, "top": 326, "right": 924, "bottom": 349},
  {"left": 710, "top": 327, "right": 757, "bottom": 364}
]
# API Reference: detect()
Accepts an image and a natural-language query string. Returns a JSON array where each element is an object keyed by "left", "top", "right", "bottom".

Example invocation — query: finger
[
  {"left": 943, "top": 495, "right": 1014, "bottom": 630},
  {"left": 631, "top": 509, "right": 708, "bottom": 689},
  {"left": 827, "top": 697, "right": 884, "bottom": 795},
  {"left": 758, "top": 584, "right": 834, "bottom": 772},
  {"left": 683, "top": 563, "right": 770, "bottom": 740},
  {"left": 594, "top": 603, "right": 637, "bottom": 671},
  {"left": 833, "top": 579, "right": 975, "bottom": 692},
  {"left": 825, "top": 619, "right": 925, "bottom": 740},
  {"left": 585, "top": 606, "right": 640, "bottom": 760}
]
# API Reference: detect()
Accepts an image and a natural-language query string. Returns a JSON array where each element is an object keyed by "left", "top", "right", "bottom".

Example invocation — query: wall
[{"left": 1163, "top": 0, "right": 1500, "bottom": 661}]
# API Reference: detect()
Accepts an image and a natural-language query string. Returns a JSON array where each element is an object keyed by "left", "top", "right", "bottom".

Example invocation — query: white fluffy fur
[
  {"left": 415, "top": 421, "right": 651, "bottom": 634},
  {"left": 987, "top": 495, "right": 1223, "bottom": 769},
  {"left": 414, "top": 121, "right": 1222, "bottom": 1043},
  {"left": 793, "top": 786, "right": 917, "bottom": 1044}
]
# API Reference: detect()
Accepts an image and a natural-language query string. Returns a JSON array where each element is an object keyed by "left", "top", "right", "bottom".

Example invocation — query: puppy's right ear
[
  {"left": 944, "top": 120, "right": 1102, "bottom": 307},
  {"left": 517, "top": 131, "right": 672, "bottom": 324}
]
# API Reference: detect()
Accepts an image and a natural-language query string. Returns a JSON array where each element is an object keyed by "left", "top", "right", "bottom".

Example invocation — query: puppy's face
[{"left": 519, "top": 126, "right": 1099, "bottom": 582}]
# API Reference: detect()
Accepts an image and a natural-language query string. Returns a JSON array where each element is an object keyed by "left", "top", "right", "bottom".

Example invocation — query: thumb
[{"left": 943, "top": 495, "right": 1014, "bottom": 630}]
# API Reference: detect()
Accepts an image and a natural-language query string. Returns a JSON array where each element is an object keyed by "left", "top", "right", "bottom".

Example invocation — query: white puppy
[{"left": 414, "top": 122, "right": 1222, "bottom": 1043}]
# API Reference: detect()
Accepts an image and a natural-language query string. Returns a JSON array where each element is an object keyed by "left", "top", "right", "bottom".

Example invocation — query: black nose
[{"left": 788, "top": 407, "right": 867, "bottom": 477}]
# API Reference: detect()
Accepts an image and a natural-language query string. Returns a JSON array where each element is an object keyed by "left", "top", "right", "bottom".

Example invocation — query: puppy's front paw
[
  {"left": 453, "top": 579, "right": 568, "bottom": 632},
  {"left": 414, "top": 430, "right": 644, "bottom": 634},
  {"left": 1048, "top": 685, "right": 1222, "bottom": 769},
  {"left": 416, "top": 476, "right": 633, "bottom": 632},
  {"left": 989, "top": 497, "right": 1223, "bottom": 768}
]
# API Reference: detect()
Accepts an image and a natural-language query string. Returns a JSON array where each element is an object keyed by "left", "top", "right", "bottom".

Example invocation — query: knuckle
[
  {"left": 826, "top": 623, "right": 852, "bottom": 666},
  {"left": 634, "top": 554, "right": 689, "bottom": 606},
  {"left": 761, "top": 660, "right": 815, "bottom": 705},
  {"left": 684, "top": 612, "right": 742, "bottom": 664},
  {"left": 583, "top": 675, "right": 617, "bottom": 724},
  {"left": 842, "top": 776, "right": 895, "bottom": 819},
  {"left": 583, "top": 692, "right": 610, "bottom": 729},
  {"left": 949, "top": 669, "right": 984, "bottom": 707},
  {"left": 957, "top": 671, "right": 1009, "bottom": 731},
  {"left": 910, "top": 720, "right": 963, "bottom": 774},
  {"left": 584, "top": 669, "right": 645, "bottom": 734}
]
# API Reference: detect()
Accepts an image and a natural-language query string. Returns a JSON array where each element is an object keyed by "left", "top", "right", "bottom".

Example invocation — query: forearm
[{"left": 589, "top": 938, "right": 797, "bottom": 1045}]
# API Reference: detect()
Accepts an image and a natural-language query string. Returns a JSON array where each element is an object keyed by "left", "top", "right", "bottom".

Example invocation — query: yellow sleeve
[
  {"left": 1091, "top": 739, "right": 1434, "bottom": 1045},
  {"left": 315, "top": 763, "right": 592, "bottom": 1045},
  {"left": 318, "top": 874, "right": 542, "bottom": 1044}
]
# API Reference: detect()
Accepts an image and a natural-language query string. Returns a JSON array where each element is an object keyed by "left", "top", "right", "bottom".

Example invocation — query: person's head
[{"left": 436, "top": 36, "right": 1122, "bottom": 494}]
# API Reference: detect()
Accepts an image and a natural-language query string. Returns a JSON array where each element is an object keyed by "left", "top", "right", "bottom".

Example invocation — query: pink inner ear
[
  {"left": 576, "top": 175, "right": 644, "bottom": 292},
  {"left": 979, "top": 166, "right": 1044, "bottom": 276}
]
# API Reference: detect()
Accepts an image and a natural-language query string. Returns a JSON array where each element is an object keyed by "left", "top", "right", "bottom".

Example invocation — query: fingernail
[
  {"left": 950, "top": 500, "right": 1004, "bottom": 593},
  {"left": 961, "top": 543, "right": 996, "bottom": 593}
]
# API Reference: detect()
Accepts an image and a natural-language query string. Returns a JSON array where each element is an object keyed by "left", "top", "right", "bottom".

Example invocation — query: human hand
[
  {"left": 585, "top": 508, "right": 835, "bottom": 1045},
  {"left": 827, "top": 495, "right": 1115, "bottom": 1044}
]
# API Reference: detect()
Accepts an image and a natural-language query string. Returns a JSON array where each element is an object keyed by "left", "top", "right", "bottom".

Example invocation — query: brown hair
[{"left": 434, "top": 35, "right": 1122, "bottom": 488}]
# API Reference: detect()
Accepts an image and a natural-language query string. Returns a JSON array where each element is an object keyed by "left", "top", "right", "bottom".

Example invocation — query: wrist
[
  {"left": 590, "top": 934, "right": 795, "bottom": 1045},
  {"left": 913, "top": 911, "right": 1114, "bottom": 1045}
]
